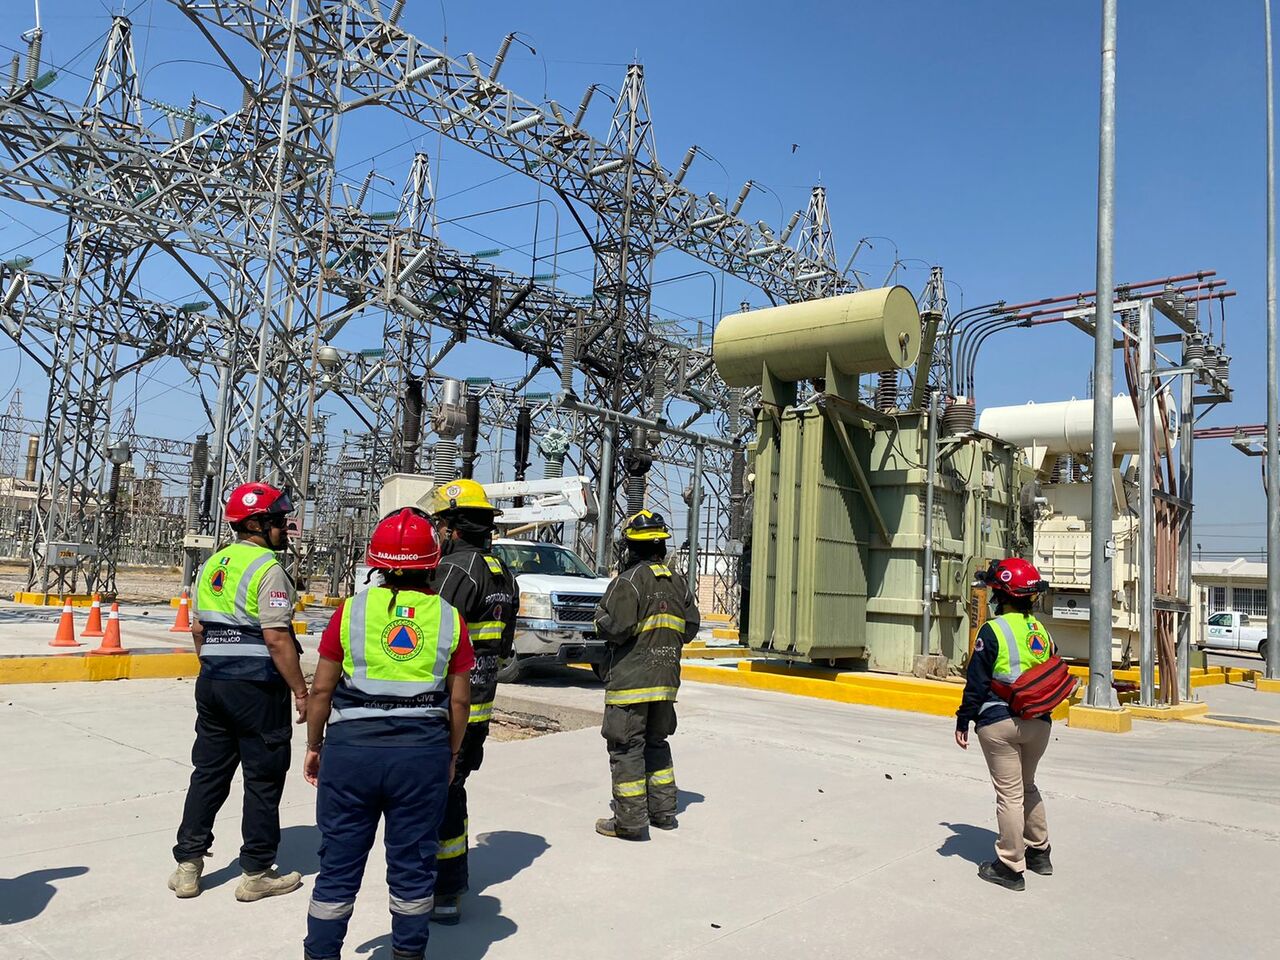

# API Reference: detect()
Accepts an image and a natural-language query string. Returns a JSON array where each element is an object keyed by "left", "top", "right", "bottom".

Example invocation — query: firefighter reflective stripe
[
  {"left": 438, "top": 820, "right": 468, "bottom": 860},
  {"left": 613, "top": 779, "right": 646, "bottom": 798},
  {"left": 484, "top": 555, "right": 504, "bottom": 575},
  {"left": 468, "top": 620, "right": 505, "bottom": 643},
  {"left": 638, "top": 613, "right": 685, "bottom": 634},
  {"left": 647, "top": 767, "right": 675, "bottom": 786},
  {"left": 308, "top": 898, "right": 355, "bottom": 920},
  {"left": 389, "top": 894, "right": 435, "bottom": 916},
  {"left": 199, "top": 641, "right": 272, "bottom": 658},
  {"left": 649, "top": 563, "right": 673, "bottom": 578},
  {"left": 469, "top": 700, "right": 494, "bottom": 724},
  {"left": 604, "top": 686, "right": 678, "bottom": 705}
]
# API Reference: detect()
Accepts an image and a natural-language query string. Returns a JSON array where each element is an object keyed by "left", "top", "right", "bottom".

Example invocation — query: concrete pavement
[{"left": 3, "top": 671, "right": 1280, "bottom": 959}]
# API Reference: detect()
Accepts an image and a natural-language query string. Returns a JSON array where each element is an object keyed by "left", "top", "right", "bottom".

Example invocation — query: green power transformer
[{"left": 715, "top": 287, "right": 1026, "bottom": 673}]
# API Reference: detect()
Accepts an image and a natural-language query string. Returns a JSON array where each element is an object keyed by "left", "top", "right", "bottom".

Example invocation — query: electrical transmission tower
[{"left": 1, "top": 0, "right": 857, "bottom": 601}]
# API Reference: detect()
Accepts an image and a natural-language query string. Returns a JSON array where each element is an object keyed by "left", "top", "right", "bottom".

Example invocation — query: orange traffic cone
[
  {"left": 170, "top": 589, "right": 192, "bottom": 633},
  {"left": 88, "top": 603, "right": 126, "bottom": 656},
  {"left": 49, "top": 600, "right": 81, "bottom": 648},
  {"left": 81, "top": 594, "right": 105, "bottom": 638}
]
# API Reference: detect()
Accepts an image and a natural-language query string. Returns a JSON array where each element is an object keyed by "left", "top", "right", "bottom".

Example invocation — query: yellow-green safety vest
[
  {"left": 982, "top": 612, "right": 1054, "bottom": 713},
  {"left": 195, "top": 541, "right": 283, "bottom": 681},
  {"left": 330, "top": 587, "right": 463, "bottom": 727}
]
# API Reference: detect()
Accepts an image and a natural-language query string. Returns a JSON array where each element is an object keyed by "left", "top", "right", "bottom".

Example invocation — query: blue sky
[{"left": 0, "top": 0, "right": 1274, "bottom": 556}]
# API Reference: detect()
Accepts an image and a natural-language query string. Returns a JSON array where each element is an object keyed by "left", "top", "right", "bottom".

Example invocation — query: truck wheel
[
  {"left": 1260, "top": 640, "right": 1269, "bottom": 663},
  {"left": 590, "top": 662, "right": 608, "bottom": 683},
  {"left": 497, "top": 655, "right": 527, "bottom": 684}
]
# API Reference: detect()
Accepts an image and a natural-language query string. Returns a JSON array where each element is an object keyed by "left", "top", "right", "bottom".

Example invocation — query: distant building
[{"left": 1191, "top": 558, "right": 1269, "bottom": 648}]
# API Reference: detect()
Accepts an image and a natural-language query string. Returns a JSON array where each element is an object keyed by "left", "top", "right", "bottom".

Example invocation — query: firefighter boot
[
  {"left": 595, "top": 818, "right": 647, "bottom": 841},
  {"left": 977, "top": 860, "right": 1025, "bottom": 891},
  {"left": 168, "top": 859, "right": 203, "bottom": 899},
  {"left": 235, "top": 866, "right": 303, "bottom": 902},
  {"left": 431, "top": 894, "right": 461, "bottom": 925},
  {"left": 650, "top": 816, "right": 678, "bottom": 831},
  {"left": 1025, "top": 844, "right": 1053, "bottom": 876}
]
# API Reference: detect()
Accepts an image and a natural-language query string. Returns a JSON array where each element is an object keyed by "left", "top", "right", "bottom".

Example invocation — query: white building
[{"left": 1191, "top": 558, "right": 1269, "bottom": 648}]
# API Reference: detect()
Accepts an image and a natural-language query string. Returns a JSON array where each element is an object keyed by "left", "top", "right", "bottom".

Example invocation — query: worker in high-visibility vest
[
  {"left": 592, "top": 510, "right": 701, "bottom": 840},
  {"left": 424, "top": 478, "right": 517, "bottom": 924},
  {"left": 303, "top": 508, "right": 473, "bottom": 960},
  {"left": 171, "top": 482, "right": 306, "bottom": 902},
  {"left": 955, "top": 557, "right": 1056, "bottom": 891}
]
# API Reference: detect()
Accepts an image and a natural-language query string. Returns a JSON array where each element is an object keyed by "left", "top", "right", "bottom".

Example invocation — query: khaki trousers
[{"left": 975, "top": 717, "right": 1051, "bottom": 873}]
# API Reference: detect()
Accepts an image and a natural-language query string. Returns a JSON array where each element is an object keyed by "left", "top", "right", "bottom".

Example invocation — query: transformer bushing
[
  {"left": 537, "top": 428, "right": 571, "bottom": 479},
  {"left": 623, "top": 424, "right": 653, "bottom": 516},
  {"left": 432, "top": 379, "right": 467, "bottom": 484}
]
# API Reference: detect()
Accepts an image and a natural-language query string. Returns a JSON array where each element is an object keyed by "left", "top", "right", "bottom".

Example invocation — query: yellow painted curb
[
  {"left": 12, "top": 592, "right": 96, "bottom": 607},
  {"left": 322, "top": 596, "right": 344, "bottom": 608},
  {"left": 702, "top": 613, "right": 733, "bottom": 624},
  {"left": 711, "top": 627, "right": 740, "bottom": 640},
  {"left": 1183, "top": 716, "right": 1280, "bottom": 736},
  {"left": 680, "top": 665, "right": 962, "bottom": 716},
  {"left": 681, "top": 646, "right": 749, "bottom": 660},
  {"left": 0, "top": 652, "right": 201, "bottom": 684},
  {"left": 1067, "top": 704, "right": 1132, "bottom": 733},
  {"left": 1254, "top": 677, "right": 1280, "bottom": 694},
  {"left": 1128, "top": 702, "right": 1211, "bottom": 721}
]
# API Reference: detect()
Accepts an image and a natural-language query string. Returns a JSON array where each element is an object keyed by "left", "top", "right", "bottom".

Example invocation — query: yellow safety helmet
[
  {"left": 622, "top": 509, "right": 671, "bottom": 541},
  {"left": 428, "top": 478, "right": 502, "bottom": 516}
]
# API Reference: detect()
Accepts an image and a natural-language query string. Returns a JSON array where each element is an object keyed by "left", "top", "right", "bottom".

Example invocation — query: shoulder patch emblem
[
  {"left": 209, "top": 567, "right": 226, "bottom": 595},
  {"left": 973, "top": 636, "right": 984, "bottom": 652}
]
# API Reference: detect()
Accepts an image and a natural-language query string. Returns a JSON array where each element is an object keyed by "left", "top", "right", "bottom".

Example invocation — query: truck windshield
[{"left": 493, "top": 543, "right": 598, "bottom": 579}]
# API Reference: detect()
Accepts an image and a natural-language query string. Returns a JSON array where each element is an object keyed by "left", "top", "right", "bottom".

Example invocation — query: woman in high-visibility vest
[
  {"left": 955, "top": 557, "right": 1055, "bottom": 892},
  {"left": 302, "top": 509, "right": 474, "bottom": 960}
]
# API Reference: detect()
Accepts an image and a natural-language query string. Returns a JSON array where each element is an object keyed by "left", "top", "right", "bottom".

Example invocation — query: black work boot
[
  {"left": 649, "top": 816, "right": 678, "bottom": 831},
  {"left": 1025, "top": 844, "right": 1053, "bottom": 876},
  {"left": 978, "top": 860, "right": 1025, "bottom": 891},
  {"left": 595, "top": 818, "right": 647, "bottom": 841}
]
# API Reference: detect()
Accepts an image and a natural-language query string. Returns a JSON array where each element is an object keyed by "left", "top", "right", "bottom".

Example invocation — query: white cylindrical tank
[{"left": 978, "top": 396, "right": 1174, "bottom": 456}]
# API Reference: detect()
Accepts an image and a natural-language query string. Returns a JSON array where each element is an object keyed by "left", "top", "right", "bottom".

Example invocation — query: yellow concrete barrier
[
  {"left": 710, "top": 627, "right": 740, "bottom": 641},
  {"left": 293, "top": 619, "right": 309, "bottom": 635},
  {"left": 1067, "top": 704, "right": 1133, "bottom": 733},
  {"left": 12, "top": 592, "right": 95, "bottom": 607},
  {"left": 0, "top": 651, "right": 201, "bottom": 684},
  {"left": 1255, "top": 677, "right": 1280, "bottom": 694}
]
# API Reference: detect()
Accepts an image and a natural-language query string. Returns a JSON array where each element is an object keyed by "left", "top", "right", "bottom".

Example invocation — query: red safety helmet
[
  {"left": 367, "top": 508, "right": 442, "bottom": 570},
  {"left": 981, "top": 557, "right": 1049, "bottom": 598},
  {"left": 225, "top": 482, "right": 294, "bottom": 524}
]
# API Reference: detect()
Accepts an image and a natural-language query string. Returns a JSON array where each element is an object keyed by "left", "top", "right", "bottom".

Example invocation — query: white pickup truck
[
  {"left": 1200, "top": 611, "right": 1268, "bottom": 660},
  {"left": 489, "top": 538, "right": 613, "bottom": 682}
]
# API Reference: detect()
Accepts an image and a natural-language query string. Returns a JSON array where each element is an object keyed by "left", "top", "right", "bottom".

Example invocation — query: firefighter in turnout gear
[
  {"left": 171, "top": 482, "right": 306, "bottom": 902},
  {"left": 955, "top": 557, "right": 1056, "bottom": 892},
  {"left": 303, "top": 508, "right": 474, "bottom": 960},
  {"left": 425, "top": 479, "right": 517, "bottom": 924},
  {"left": 593, "top": 510, "right": 700, "bottom": 840}
]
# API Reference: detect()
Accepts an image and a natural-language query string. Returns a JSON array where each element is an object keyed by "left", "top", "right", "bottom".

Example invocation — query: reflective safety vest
[
  {"left": 981, "top": 612, "right": 1053, "bottom": 713},
  {"left": 330, "top": 587, "right": 463, "bottom": 730},
  {"left": 195, "top": 541, "right": 285, "bottom": 681}
]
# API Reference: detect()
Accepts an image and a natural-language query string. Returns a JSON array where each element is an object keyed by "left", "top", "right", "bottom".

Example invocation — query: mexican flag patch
[{"left": 394, "top": 605, "right": 416, "bottom": 619}]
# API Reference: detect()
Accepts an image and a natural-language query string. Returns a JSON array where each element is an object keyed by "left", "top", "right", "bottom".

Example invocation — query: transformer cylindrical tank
[
  {"left": 24, "top": 435, "right": 39, "bottom": 481},
  {"left": 712, "top": 286, "right": 921, "bottom": 388},
  {"left": 978, "top": 396, "right": 1174, "bottom": 456}
]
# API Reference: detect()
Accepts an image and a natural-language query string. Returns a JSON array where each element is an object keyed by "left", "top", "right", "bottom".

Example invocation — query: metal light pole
[
  {"left": 1137, "top": 302, "right": 1155, "bottom": 706},
  {"left": 1088, "top": 0, "right": 1120, "bottom": 707},
  {"left": 1265, "top": 0, "right": 1280, "bottom": 681}
]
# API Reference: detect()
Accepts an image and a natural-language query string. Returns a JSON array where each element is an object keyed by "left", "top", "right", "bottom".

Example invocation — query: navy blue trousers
[{"left": 304, "top": 743, "right": 451, "bottom": 960}]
